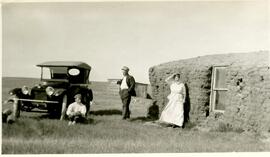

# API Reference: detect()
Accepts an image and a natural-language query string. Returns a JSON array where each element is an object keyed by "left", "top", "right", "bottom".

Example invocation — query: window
[
  {"left": 41, "top": 67, "right": 51, "bottom": 79},
  {"left": 50, "top": 67, "right": 68, "bottom": 79},
  {"left": 68, "top": 68, "right": 80, "bottom": 76},
  {"left": 210, "top": 66, "right": 228, "bottom": 112}
]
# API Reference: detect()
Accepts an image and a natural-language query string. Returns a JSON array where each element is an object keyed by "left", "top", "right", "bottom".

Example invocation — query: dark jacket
[{"left": 117, "top": 75, "right": 136, "bottom": 97}]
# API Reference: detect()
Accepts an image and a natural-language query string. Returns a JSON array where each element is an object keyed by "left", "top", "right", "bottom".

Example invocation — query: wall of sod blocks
[{"left": 149, "top": 51, "right": 270, "bottom": 133}]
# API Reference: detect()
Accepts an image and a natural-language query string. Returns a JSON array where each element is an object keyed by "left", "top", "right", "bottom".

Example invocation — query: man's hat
[
  {"left": 74, "top": 94, "right": 82, "bottom": 99},
  {"left": 121, "top": 66, "right": 129, "bottom": 71}
]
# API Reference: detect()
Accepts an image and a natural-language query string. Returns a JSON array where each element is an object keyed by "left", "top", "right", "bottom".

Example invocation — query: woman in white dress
[{"left": 159, "top": 73, "right": 186, "bottom": 128}]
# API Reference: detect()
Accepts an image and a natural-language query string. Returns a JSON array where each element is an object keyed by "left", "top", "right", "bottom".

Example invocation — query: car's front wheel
[{"left": 60, "top": 94, "right": 67, "bottom": 120}]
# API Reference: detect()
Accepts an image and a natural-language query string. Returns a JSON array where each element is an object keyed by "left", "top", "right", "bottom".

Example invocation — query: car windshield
[{"left": 41, "top": 67, "right": 68, "bottom": 81}]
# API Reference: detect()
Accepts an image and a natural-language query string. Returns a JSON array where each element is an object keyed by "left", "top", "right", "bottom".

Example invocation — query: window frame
[{"left": 209, "top": 66, "right": 228, "bottom": 113}]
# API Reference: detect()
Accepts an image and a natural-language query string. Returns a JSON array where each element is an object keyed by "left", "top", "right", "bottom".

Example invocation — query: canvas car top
[{"left": 37, "top": 61, "right": 91, "bottom": 70}]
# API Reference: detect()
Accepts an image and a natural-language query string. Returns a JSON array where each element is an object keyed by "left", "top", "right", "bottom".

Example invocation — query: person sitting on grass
[{"left": 66, "top": 94, "right": 86, "bottom": 125}]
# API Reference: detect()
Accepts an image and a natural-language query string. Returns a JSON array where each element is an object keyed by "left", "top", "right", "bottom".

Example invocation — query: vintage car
[{"left": 6, "top": 61, "right": 93, "bottom": 120}]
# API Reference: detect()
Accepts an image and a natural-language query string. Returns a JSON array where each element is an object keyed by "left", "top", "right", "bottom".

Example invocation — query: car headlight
[
  {"left": 21, "top": 86, "right": 30, "bottom": 95},
  {"left": 46, "top": 86, "right": 55, "bottom": 96}
]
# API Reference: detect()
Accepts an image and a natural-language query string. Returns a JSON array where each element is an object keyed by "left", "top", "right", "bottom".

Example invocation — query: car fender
[
  {"left": 6, "top": 88, "right": 22, "bottom": 102},
  {"left": 79, "top": 87, "right": 93, "bottom": 102},
  {"left": 54, "top": 88, "right": 67, "bottom": 97},
  {"left": 5, "top": 95, "right": 20, "bottom": 106},
  {"left": 8, "top": 88, "right": 22, "bottom": 96}
]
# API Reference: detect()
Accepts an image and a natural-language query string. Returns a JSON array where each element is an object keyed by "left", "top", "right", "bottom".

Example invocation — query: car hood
[{"left": 36, "top": 81, "right": 69, "bottom": 89}]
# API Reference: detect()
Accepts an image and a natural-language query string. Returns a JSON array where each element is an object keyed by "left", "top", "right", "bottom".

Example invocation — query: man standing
[{"left": 117, "top": 66, "right": 136, "bottom": 120}]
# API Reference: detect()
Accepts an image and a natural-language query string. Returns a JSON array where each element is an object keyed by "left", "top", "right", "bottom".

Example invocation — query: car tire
[
  {"left": 7, "top": 115, "right": 15, "bottom": 124},
  {"left": 12, "top": 96, "right": 21, "bottom": 119},
  {"left": 86, "top": 89, "right": 93, "bottom": 115},
  {"left": 60, "top": 94, "right": 67, "bottom": 120}
]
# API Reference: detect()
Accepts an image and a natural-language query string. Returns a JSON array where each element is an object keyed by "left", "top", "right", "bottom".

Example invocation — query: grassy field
[{"left": 1, "top": 77, "right": 270, "bottom": 154}]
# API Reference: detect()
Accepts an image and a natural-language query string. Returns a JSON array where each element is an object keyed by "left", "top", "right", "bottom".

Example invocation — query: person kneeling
[{"left": 66, "top": 94, "right": 86, "bottom": 125}]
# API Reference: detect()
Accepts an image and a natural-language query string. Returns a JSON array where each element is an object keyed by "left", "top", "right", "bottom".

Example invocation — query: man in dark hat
[
  {"left": 117, "top": 66, "right": 136, "bottom": 120},
  {"left": 66, "top": 93, "right": 87, "bottom": 125}
]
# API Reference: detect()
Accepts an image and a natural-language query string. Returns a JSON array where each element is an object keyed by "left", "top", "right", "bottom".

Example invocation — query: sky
[{"left": 2, "top": 0, "right": 269, "bottom": 83}]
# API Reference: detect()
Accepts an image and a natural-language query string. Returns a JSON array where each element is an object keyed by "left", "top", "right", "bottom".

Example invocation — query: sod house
[{"left": 149, "top": 51, "right": 270, "bottom": 133}]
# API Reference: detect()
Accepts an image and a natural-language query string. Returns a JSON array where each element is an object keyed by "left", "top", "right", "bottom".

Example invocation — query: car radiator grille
[{"left": 32, "top": 91, "right": 47, "bottom": 101}]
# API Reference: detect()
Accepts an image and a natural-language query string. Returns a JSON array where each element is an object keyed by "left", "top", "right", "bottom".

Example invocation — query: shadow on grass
[
  {"left": 25, "top": 114, "right": 96, "bottom": 126},
  {"left": 31, "top": 114, "right": 95, "bottom": 124},
  {"left": 129, "top": 116, "right": 197, "bottom": 130},
  {"left": 25, "top": 113, "right": 62, "bottom": 120},
  {"left": 17, "top": 109, "right": 116, "bottom": 125},
  {"left": 129, "top": 116, "right": 157, "bottom": 122},
  {"left": 81, "top": 118, "right": 95, "bottom": 125},
  {"left": 182, "top": 122, "right": 197, "bottom": 130},
  {"left": 89, "top": 109, "right": 122, "bottom": 116}
]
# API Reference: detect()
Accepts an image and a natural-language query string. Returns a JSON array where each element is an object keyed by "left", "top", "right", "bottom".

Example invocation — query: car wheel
[
  {"left": 12, "top": 95, "right": 21, "bottom": 119},
  {"left": 7, "top": 115, "right": 15, "bottom": 124},
  {"left": 60, "top": 94, "right": 67, "bottom": 120},
  {"left": 86, "top": 89, "right": 93, "bottom": 115}
]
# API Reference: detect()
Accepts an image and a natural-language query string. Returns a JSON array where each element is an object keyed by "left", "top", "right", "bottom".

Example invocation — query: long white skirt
[{"left": 159, "top": 93, "right": 184, "bottom": 127}]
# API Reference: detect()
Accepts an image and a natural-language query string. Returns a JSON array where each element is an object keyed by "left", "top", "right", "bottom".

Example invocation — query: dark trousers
[
  {"left": 68, "top": 115, "right": 85, "bottom": 123},
  {"left": 120, "top": 89, "right": 131, "bottom": 119}
]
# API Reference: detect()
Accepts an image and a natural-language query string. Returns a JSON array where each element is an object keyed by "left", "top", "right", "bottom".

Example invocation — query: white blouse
[{"left": 66, "top": 102, "right": 87, "bottom": 116}]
